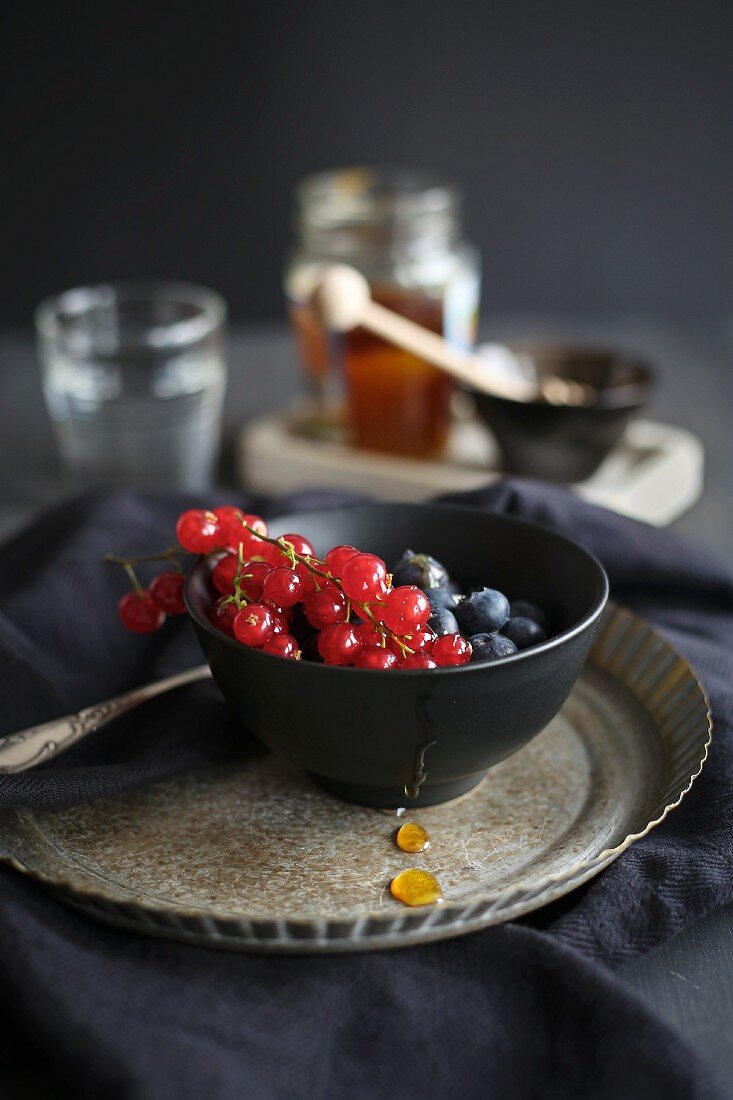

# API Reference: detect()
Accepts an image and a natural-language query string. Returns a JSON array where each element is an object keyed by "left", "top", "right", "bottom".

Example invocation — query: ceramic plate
[{"left": 0, "top": 605, "right": 711, "bottom": 953}]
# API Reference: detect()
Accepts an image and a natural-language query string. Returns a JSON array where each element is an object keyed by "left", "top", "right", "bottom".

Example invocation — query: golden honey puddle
[
  {"left": 390, "top": 868, "right": 444, "bottom": 907},
  {"left": 395, "top": 821, "right": 431, "bottom": 853}
]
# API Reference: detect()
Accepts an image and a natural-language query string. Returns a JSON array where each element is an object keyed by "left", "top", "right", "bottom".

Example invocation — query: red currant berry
[
  {"left": 387, "top": 627, "right": 436, "bottom": 655},
  {"left": 355, "top": 646, "right": 397, "bottom": 670},
  {"left": 149, "top": 571, "right": 187, "bottom": 614},
  {"left": 324, "top": 544, "right": 360, "bottom": 578},
  {"left": 212, "top": 554, "right": 239, "bottom": 595},
  {"left": 280, "top": 533, "right": 316, "bottom": 558},
  {"left": 211, "top": 597, "right": 237, "bottom": 636},
  {"left": 220, "top": 511, "right": 268, "bottom": 549},
  {"left": 368, "top": 599, "right": 390, "bottom": 624},
  {"left": 238, "top": 561, "right": 271, "bottom": 601},
  {"left": 355, "top": 621, "right": 382, "bottom": 646},
  {"left": 433, "top": 633, "right": 472, "bottom": 667},
  {"left": 294, "top": 561, "right": 329, "bottom": 597},
  {"left": 382, "top": 586, "right": 430, "bottom": 635},
  {"left": 406, "top": 627, "right": 437, "bottom": 651},
  {"left": 118, "top": 590, "right": 166, "bottom": 633},
  {"left": 304, "top": 588, "right": 349, "bottom": 628},
  {"left": 175, "top": 509, "right": 222, "bottom": 553},
  {"left": 262, "top": 566, "right": 303, "bottom": 608},
  {"left": 212, "top": 506, "right": 242, "bottom": 544},
  {"left": 341, "top": 553, "right": 388, "bottom": 602},
  {"left": 399, "top": 651, "right": 438, "bottom": 670},
  {"left": 233, "top": 603, "right": 274, "bottom": 647},
  {"left": 269, "top": 610, "right": 290, "bottom": 635},
  {"left": 317, "top": 623, "right": 362, "bottom": 665},
  {"left": 262, "top": 633, "right": 301, "bottom": 659}
]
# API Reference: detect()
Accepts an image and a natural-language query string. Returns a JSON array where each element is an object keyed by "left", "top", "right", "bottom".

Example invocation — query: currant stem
[
  {"left": 123, "top": 562, "right": 145, "bottom": 596},
  {"left": 237, "top": 522, "right": 415, "bottom": 654}
]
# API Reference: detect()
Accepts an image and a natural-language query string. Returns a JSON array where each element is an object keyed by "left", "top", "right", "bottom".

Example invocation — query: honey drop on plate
[
  {"left": 390, "top": 869, "right": 444, "bottom": 907},
  {"left": 395, "top": 821, "right": 430, "bottom": 853}
]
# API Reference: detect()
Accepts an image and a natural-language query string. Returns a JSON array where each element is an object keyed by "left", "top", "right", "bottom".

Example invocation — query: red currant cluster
[{"left": 109, "top": 506, "right": 472, "bottom": 669}]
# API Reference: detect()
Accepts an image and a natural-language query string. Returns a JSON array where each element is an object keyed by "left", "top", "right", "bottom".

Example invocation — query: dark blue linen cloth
[{"left": 0, "top": 482, "right": 731, "bottom": 1099}]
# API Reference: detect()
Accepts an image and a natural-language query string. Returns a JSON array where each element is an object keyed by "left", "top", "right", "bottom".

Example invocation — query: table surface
[{"left": 0, "top": 317, "right": 731, "bottom": 1092}]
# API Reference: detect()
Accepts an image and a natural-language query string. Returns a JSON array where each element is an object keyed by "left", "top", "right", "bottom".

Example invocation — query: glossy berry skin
[
  {"left": 149, "top": 571, "right": 187, "bottom": 614},
  {"left": 509, "top": 600, "right": 548, "bottom": 630},
  {"left": 217, "top": 509, "right": 267, "bottom": 548},
  {"left": 433, "top": 633, "right": 472, "bottom": 667},
  {"left": 238, "top": 561, "right": 271, "bottom": 602},
  {"left": 382, "top": 586, "right": 430, "bottom": 635},
  {"left": 387, "top": 628, "right": 435, "bottom": 656},
  {"left": 268, "top": 610, "right": 290, "bottom": 635},
  {"left": 304, "top": 588, "right": 349, "bottom": 628},
  {"left": 355, "top": 621, "right": 383, "bottom": 647},
  {"left": 399, "top": 651, "right": 438, "bottom": 669},
  {"left": 425, "top": 587, "right": 460, "bottom": 613},
  {"left": 355, "top": 646, "right": 398, "bottom": 670},
  {"left": 118, "top": 590, "right": 165, "bottom": 633},
  {"left": 392, "top": 550, "right": 449, "bottom": 590},
  {"left": 212, "top": 554, "right": 239, "bottom": 595},
  {"left": 211, "top": 507, "right": 244, "bottom": 546},
  {"left": 427, "top": 608, "right": 459, "bottom": 637},
  {"left": 469, "top": 633, "right": 518, "bottom": 663},
  {"left": 279, "top": 533, "right": 316, "bottom": 559},
  {"left": 211, "top": 597, "right": 237, "bottom": 636},
  {"left": 262, "top": 633, "right": 300, "bottom": 659},
  {"left": 324, "top": 544, "right": 360, "bottom": 578},
  {"left": 501, "top": 616, "right": 547, "bottom": 650},
  {"left": 341, "top": 553, "right": 388, "bottom": 602},
  {"left": 262, "top": 567, "right": 303, "bottom": 608},
  {"left": 295, "top": 561, "right": 321, "bottom": 597},
  {"left": 455, "top": 587, "right": 510, "bottom": 636},
  {"left": 176, "top": 509, "right": 221, "bottom": 554},
  {"left": 233, "top": 603, "right": 274, "bottom": 647},
  {"left": 318, "top": 623, "right": 362, "bottom": 665}
]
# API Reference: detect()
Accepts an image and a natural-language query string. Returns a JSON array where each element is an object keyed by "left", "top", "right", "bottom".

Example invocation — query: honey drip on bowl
[
  {"left": 390, "top": 869, "right": 444, "bottom": 907},
  {"left": 395, "top": 821, "right": 431, "bottom": 853}
]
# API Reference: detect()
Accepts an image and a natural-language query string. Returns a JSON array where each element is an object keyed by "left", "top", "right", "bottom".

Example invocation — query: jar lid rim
[{"left": 296, "top": 167, "right": 460, "bottom": 222}]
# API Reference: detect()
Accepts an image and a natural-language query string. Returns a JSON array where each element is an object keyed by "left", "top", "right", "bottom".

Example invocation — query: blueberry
[
  {"left": 392, "top": 550, "right": 450, "bottom": 590},
  {"left": 469, "top": 633, "right": 518, "bottom": 662},
  {"left": 427, "top": 608, "right": 459, "bottom": 637},
  {"left": 501, "top": 616, "right": 547, "bottom": 650},
  {"left": 454, "top": 587, "right": 510, "bottom": 635},
  {"left": 509, "top": 600, "right": 547, "bottom": 629},
  {"left": 425, "top": 587, "right": 461, "bottom": 613}
]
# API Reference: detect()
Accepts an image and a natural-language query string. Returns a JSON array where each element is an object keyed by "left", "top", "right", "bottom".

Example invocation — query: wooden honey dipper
[{"left": 312, "top": 264, "right": 594, "bottom": 406}]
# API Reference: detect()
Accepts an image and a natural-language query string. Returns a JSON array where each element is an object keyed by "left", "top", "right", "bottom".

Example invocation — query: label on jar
[{"left": 444, "top": 267, "right": 481, "bottom": 350}]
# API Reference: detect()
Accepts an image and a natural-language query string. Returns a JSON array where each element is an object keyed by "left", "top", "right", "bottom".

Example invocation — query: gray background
[
  {"left": 1, "top": 0, "right": 731, "bottom": 323},
  {"left": 1, "top": 1, "right": 732, "bottom": 1093}
]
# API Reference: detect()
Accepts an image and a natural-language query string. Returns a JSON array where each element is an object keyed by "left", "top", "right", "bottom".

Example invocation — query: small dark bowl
[
  {"left": 185, "top": 503, "right": 608, "bottom": 808},
  {"left": 474, "top": 342, "right": 655, "bottom": 482}
]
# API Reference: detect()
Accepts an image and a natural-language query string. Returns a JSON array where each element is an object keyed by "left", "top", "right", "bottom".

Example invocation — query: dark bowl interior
[
  {"left": 474, "top": 342, "right": 655, "bottom": 483},
  {"left": 185, "top": 503, "right": 609, "bottom": 808}
]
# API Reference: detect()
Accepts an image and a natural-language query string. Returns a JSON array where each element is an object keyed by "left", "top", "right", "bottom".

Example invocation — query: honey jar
[{"left": 284, "top": 168, "right": 480, "bottom": 458}]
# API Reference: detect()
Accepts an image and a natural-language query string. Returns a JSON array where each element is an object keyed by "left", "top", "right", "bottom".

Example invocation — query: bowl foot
[{"left": 307, "top": 771, "right": 487, "bottom": 809}]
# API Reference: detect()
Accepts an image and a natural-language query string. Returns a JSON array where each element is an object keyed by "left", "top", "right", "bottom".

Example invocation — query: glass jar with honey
[{"left": 284, "top": 168, "right": 480, "bottom": 459}]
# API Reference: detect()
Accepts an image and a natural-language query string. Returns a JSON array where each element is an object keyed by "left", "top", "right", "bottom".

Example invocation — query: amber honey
[
  {"left": 390, "top": 868, "right": 444, "bottom": 907},
  {"left": 343, "top": 286, "right": 453, "bottom": 458},
  {"left": 285, "top": 167, "right": 480, "bottom": 460},
  {"left": 290, "top": 285, "right": 452, "bottom": 458},
  {"left": 395, "top": 821, "right": 431, "bottom": 854}
]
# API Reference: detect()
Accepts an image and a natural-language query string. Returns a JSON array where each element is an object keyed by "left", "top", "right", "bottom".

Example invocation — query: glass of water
[{"left": 35, "top": 281, "right": 227, "bottom": 490}]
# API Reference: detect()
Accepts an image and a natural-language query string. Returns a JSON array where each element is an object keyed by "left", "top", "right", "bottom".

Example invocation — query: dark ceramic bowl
[
  {"left": 185, "top": 503, "right": 608, "bottom": 808},
  {"left": 474, "top": 342, "right": 655, "bottom": 483}
]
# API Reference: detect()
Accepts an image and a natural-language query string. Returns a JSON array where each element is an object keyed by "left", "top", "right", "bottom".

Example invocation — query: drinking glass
[{"left": 35, "top": 281, "right": 227, "bottom": 489}]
